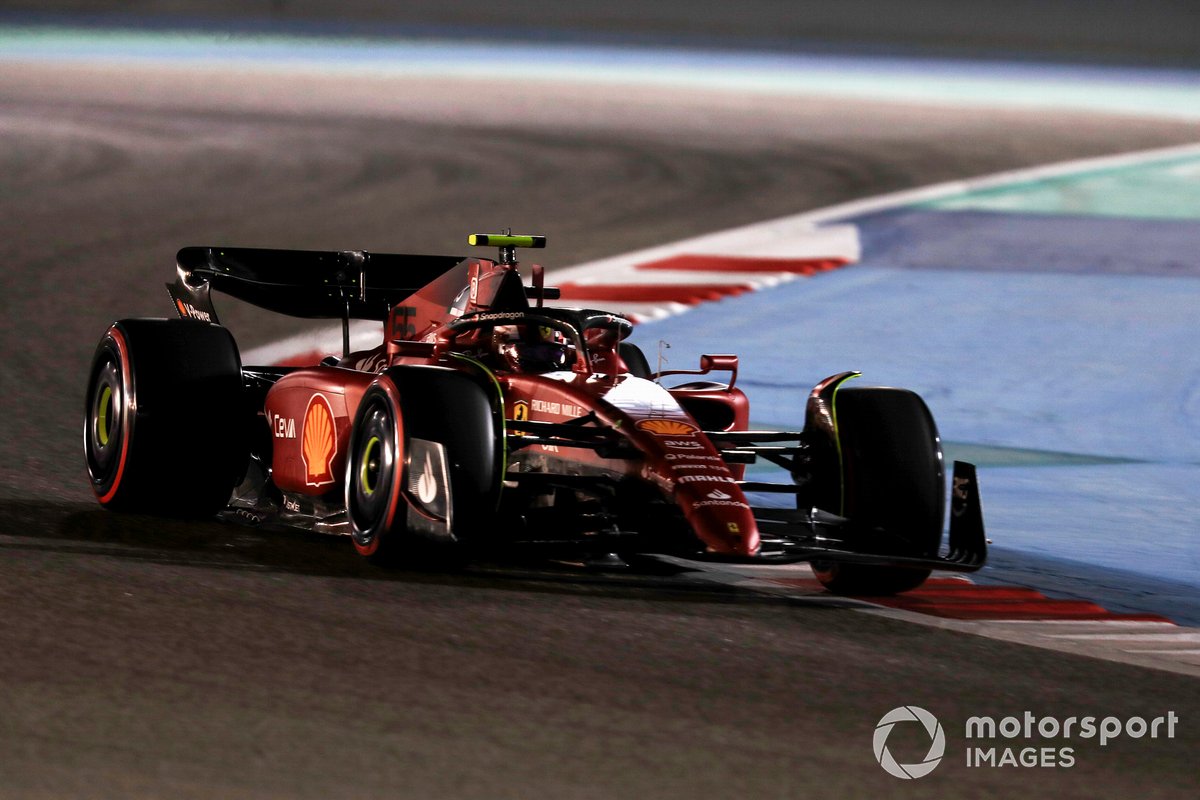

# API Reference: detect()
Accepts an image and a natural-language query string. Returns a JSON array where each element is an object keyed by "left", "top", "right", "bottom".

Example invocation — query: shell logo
[
  {"left": 636, "top": 418, "right": 699, "bottom": 436},
  {"left": 302, "top": 394, "right": 338, "bottom": 487}
]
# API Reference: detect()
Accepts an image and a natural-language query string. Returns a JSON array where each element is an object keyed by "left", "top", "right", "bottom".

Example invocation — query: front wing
[
  {"left": 506, "top": 420, "right": 987, "bottom": 570},
  {"left": 719, "top": 461, "right": 986, "bottom": 570}
]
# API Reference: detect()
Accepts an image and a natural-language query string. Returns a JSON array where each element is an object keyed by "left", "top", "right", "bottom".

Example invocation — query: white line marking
[
  {"left": 987, "top": 619, "right": 1178, "bottom": 627},
  {"left": 1047, "top": 632, "right": 1200, "bottom": 642},
  {"left": 7, "top": 30, "right": 1199, "bottom": 119},
  {"left": 562, "top": 271, "right": 794, "bottom": 288},
  {"left": 551, "top": 143, "right": 1200, "bottom": 289},
  {"left": 241, "top": 320, "right": 381, "bottom": 365}
]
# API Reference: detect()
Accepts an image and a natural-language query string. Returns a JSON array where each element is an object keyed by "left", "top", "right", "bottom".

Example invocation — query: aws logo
[
  {"left": 636, "top": 419, "right": 699, "bottom": 437},
  {"left": 302, "top": 394, "right": 338, "bottom": 487}
]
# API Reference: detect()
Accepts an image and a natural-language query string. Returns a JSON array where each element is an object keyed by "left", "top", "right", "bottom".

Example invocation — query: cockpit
[{"left": 443, "top": 309, "right": 638, "bottom": 377}]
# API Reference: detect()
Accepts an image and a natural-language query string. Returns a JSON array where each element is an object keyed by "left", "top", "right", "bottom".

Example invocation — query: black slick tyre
[
  {"left": 812, "top": 387, "right": 944, "bottom": 595},
  {"left": 346, "top": 366, "right": 499, "bottom": 566},
  {"left": 83, "top": 319, "right": 248, "bottom": 517}
]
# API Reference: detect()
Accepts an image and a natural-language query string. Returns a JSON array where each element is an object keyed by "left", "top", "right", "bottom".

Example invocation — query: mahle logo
[{"left": 874, "top": 706, "right": 946, "bottom": 779}]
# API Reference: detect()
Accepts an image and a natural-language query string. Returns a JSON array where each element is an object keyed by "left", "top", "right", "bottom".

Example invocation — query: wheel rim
[
  {"left": 96, "top": 385, "right": 112, "bottom": 446},
  {"left": 359, "top": 436, "right": 381, "bottom": 496},
  {"left": 349, "top": 398, "right": 396, "bottom": 548},
  {"left": 86, "top": 356, "right": 124, "bottom": 481}
]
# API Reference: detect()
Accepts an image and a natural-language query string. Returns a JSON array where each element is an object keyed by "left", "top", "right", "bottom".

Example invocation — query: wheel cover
[{"left": 86, "top": 355, "right": 125, "bottom": 483}]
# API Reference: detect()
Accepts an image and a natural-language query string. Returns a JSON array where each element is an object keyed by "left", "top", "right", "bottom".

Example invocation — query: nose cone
[
  {"left": 676, "top": 483, "right": 761, "bottom": 557},
  {"left": 609, "top": 385, "right": 762, "bottom": 558},
  {"left": 701, "top": 519, "right": 761, "bottom": 557}
]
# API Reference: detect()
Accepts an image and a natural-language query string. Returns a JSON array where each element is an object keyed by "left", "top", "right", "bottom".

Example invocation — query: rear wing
[{"left": 167, "top": 246, "right": 477, "bottom": 324}]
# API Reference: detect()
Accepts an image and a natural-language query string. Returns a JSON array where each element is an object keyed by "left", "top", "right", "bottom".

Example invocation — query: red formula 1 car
[{"left": 84, "top": 234, "right": 985, "bottom": 594}]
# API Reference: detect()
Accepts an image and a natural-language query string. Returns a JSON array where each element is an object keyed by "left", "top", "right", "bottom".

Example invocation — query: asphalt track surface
[{"left": 3, "top": 44, "right": 1200, "bottom": 800}]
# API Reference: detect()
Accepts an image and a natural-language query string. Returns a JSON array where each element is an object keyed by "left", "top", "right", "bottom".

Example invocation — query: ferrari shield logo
[{"left": 513, "top": 401, "right": 530, "bottom": 422}]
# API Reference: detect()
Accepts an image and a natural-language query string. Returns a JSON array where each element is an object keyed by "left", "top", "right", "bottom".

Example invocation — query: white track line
[
  {"left": 244, "top": 142, "right": 1200, "bottom": 361},
  {"left": 242, "top": 320, "right": 381, "bottom": 365},
  {"left": 1048, "top": 633, "right": 1200, "bottom": 642},
  {"left": 550, "top": 142, "right": 1200, "bottom": 286}
]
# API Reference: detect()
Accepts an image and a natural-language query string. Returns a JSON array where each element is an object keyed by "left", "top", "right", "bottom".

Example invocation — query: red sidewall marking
[
  {"left": 380, "top": 379, "right": 406, "bottom": 536},
  {"left": 352, "top": 535, "right": 379, "bottom": 557},
  {"left": 96, "top": 328, "right": 132, "bottom": 505},
  {"left": 351, "top": 382, "right": 405, "bottom": 557}
]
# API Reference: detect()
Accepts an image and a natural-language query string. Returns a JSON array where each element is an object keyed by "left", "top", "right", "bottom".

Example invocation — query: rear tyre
[
  {"left": 83, "top": 319, "right": 248, "bottom": 517},
  {"left": 347, "top": 366, "right": 499, "bottom": 566},
  {"left": 811, "top": 387, "right": 943, "bottom": 595}
]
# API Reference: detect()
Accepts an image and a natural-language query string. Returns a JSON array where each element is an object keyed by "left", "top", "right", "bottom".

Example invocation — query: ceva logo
[{"left": 874, "top": 706, "right": 946, "bottom": 779}]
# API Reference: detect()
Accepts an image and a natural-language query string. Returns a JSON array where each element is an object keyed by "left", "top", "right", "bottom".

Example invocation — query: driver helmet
[{"left": 494, "top": 324, "right": 572, "bottom": 373}]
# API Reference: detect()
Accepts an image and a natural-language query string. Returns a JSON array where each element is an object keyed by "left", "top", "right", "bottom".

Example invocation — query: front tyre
[
  {"left": 346, "top": 366, "right": 499, "bottom": 566},
  {"left": 812, "top": 386, "right": 944, "bottom": 595}
]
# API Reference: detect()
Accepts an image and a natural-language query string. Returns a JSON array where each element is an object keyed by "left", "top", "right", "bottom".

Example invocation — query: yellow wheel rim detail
[
  {"left": 360, "top": 436, "right": 380, "bottom": 496},
  {"left": 97, "top": 385, "right": 112, "bottom": 446}
]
